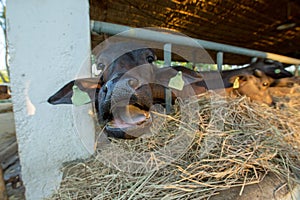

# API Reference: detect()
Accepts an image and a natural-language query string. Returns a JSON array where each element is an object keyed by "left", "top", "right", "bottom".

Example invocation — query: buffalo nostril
[
  {"left": 270, "top": 101, "right": 276, "bottom": 107},
  {"left": 128, "top": 78, "right": 139, "bottom": 89}
]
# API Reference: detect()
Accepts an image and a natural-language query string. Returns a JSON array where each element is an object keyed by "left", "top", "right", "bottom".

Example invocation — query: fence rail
[{"left": 91, "top": 20, "right": 300, "bottom": 65}]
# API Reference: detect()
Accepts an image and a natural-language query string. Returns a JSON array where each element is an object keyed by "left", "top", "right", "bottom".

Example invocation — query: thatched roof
[{"left": 90, "top": 0, "right": 300, "bottom": 65}]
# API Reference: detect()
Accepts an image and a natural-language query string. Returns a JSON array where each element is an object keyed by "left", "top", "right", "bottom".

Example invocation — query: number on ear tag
[
  {"left": 71, "top": 85, "right": 91, "bottom": 106},
  {"left": 168, "top": 71, "right": 185, "bottom": 91},
  {"left": 233, "top": 77, "right": 240, "bottom": 89}
]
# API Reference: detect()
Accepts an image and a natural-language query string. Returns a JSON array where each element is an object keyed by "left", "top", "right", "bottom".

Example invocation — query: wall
[{"left": 6, "top": 0, "right": 94, "bottom": 199}]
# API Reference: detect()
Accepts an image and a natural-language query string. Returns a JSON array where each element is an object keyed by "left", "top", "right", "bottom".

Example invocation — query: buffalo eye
[
  {"left": 146, "top": 55, "right": 155, "bottom": 63},
  {"left": 97, "top": 63, "right": 105, "bottom": 71},
  {"left": 262, "top": 82, "right": 269, "bottom": 87}
]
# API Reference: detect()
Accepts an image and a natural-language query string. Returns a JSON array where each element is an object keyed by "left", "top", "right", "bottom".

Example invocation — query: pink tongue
[
  {"left": 113, "top": 118, "right": 132, "bottom": 128},
  {"left": 114, "top": 114, "right": 146, "bottom": 128},
  {"left": 112, "top": 105, "right": 147, "bottom": 128}
]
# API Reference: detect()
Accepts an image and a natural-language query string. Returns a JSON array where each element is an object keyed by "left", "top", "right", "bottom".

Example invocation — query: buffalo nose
[
  {"left": 128, "top": 78, "right": 139, "bottom": 89},
  {"left": 270, "top": 101, "right": 276, "bottom": 107}
]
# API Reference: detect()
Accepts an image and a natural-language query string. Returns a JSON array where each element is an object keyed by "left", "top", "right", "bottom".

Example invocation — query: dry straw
[{"left": 50, "top": 89, "right": 300, "bottom": 200}]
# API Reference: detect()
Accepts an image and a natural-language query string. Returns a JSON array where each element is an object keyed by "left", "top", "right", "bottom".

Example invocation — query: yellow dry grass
[{"left": 49, "top": 88, "right": 300, "bottom": 200}]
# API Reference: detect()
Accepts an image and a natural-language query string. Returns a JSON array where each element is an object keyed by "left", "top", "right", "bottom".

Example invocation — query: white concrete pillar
[{"left": 6, "top": 0, "right": 94, "bottom": 199}]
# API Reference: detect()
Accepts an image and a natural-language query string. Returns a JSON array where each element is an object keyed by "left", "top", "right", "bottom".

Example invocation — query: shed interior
[{"left": 89, "top": 0, "right": 300, "bottom": 65}]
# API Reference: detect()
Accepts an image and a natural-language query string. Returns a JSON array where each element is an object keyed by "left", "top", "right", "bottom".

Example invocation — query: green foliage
[
  {"left": 154, "top": 60, "right": 165, "bottom": 68},
  {"left": 154, "top": 60, "right": 236, "bottom": 71}
]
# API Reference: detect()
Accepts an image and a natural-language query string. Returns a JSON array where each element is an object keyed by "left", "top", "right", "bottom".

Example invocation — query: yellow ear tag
[
  {"left": 233, "top": 77, "right": 240, "bottom": 89},
  {"left": 71, "top": 85, "right": 91, "bottom": 106},
  {"left": 168, "top": 71, "right": 184, "bottom": 91}
]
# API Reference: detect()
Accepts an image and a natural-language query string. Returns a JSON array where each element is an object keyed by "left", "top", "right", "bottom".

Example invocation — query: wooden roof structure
[{"left": 90, "top": 0, "right": 300, "bottom": 65}]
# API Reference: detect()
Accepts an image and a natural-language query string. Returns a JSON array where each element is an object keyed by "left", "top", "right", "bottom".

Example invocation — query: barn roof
[{"left": 90, "top": 0, "right": 300, "bottom": 65}]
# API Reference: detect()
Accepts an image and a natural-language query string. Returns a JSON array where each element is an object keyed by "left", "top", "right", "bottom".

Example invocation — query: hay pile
[{"left": 50, "top": 89, "right": 300, "bottom": 200}]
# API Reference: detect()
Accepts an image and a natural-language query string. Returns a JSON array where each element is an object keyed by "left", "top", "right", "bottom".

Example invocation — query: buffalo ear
[{"left": 48, "top": 78, "right": 102, "bottom": 105}]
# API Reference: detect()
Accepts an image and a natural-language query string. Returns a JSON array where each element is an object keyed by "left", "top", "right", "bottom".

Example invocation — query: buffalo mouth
[
  {"left": 97, "top": 77, "right": 155, "bottom": 139},
  {"left": 104, "top": 103, "right": 153, "bottom": 139}
]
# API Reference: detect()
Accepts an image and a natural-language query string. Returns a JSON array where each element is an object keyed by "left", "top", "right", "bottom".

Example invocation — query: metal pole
[
  {"left": 164, "top": 43, "right": 172, "bottom": 114},
  {"left": 217, "top": 51, "right": 223, "bottom": 72},
  {"left": 91, "top": 21, "right": 300, "bottom": 65},
  {"left": 295, "top": 65, "right": 299, "bottom": 76}
]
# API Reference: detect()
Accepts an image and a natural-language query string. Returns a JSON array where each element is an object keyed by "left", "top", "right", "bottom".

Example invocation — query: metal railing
[{"left": 91, "top": 20, "right": 300, "bottom": 65}]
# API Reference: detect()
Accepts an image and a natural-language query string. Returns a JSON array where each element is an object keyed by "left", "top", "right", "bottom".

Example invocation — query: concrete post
[{"left": 6, "top": 0, "right": 94, "bottom": 199}]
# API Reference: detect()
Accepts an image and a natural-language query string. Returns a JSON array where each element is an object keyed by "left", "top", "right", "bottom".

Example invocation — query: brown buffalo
[
  {"left": 271, "top": 76, "right": 300, "bottom": 88},
  {"left": 48, "top": 42, "right": 275, "bottom": 139},
  {"left": 222, "top": 58, "right": 293, "bottom": 87},
  {"left": 224, "top": 69, "right": 273, "bottom": 105}
]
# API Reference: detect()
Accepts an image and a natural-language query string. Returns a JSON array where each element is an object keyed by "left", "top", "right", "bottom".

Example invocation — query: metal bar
[
  {"left": 217, "top": 51, "right": 223, "bottom": 71},
  {"left": 164, "top": 43, "right": 172, "bottom": 114},
  {"left": 295, "top": 65, "right": 299, "bottom": 76},
  {"left": 91, "top": 21, "right": 300, "bottom": 65}
]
